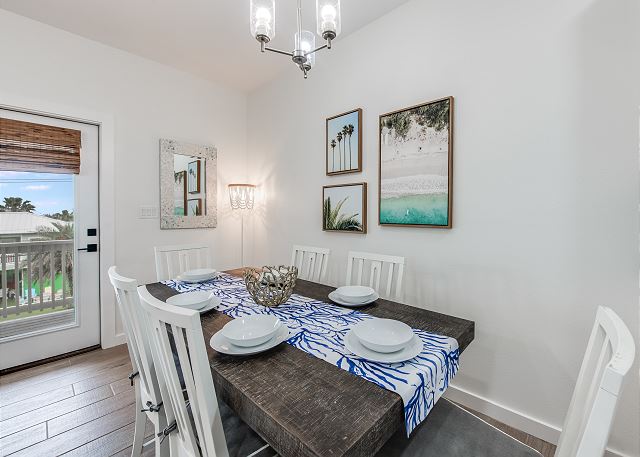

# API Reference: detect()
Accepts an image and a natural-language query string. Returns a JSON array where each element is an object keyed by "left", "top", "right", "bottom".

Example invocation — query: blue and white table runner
[{"left": 162, "top": 273, "right": 459, "bottom": 436}]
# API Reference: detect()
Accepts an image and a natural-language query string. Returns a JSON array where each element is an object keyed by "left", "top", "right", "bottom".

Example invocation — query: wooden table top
[{"left": 145, "top": 270, "right": 474, "bottom": 457}]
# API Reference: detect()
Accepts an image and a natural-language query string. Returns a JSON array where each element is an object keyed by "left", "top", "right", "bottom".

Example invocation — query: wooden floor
[
  {"left": 457, "top": 405, "right": 557, "bottom": 457},
  {"left": 0, "top": 345, "right": 154, "bottom": 457},
  {"left": 0, "top": 346, "right": 556, "bottom": 456}
]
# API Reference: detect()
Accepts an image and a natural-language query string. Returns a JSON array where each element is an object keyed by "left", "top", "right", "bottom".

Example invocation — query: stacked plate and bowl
[
  {"left": 210, "top": 315, "right": 290, "bottom": 356},
  {"left": 176, "top": 268, "right": 219, "bottom": 283},
  {"left": 344, "top": 318, "right": 423, "bottom": 363},
  {"left": 167, "top": 268, "right": 221, "bottom": 313},
  {"left": 328, "top": 285, "right": 379, "bottom": 307}
]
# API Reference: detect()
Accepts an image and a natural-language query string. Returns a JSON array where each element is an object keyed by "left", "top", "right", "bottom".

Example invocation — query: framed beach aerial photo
[
  {"left": 326, "top": 109, "right": 362, "bottom": 175},
  {"left": 379, "top": 97, "right": 453, "bottom": 228},
  {"left": 323, "top": 183, "right": 367, "bottom": 233}
]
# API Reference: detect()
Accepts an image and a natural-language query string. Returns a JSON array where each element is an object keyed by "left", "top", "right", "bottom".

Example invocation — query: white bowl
[
  {"left": 334, "top": 286, "right": 376, "bottom": 304},
  {"left": 344, "top": 330, "right": 423, "bottom": 363},
  {"left": 211, "top": 324, "right": 290, "bottom": 356},
  {"left": 352, "top": 318, "right": 414, "bottom": 353},
  {"left": 328, "top": 291, "right": 379, "bottom": 308},
  {"left": 166, "top": 291, "right": 215, "bottom": 310},
  {"left": 221, "top": 315, "right": 282, "bottom": 348},
  {"left": 180, "top": 268, "right": 218, "bottom": 282}
]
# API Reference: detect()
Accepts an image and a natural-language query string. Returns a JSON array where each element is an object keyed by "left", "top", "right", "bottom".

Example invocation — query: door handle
[{"left": 78, "top": 244, "right": 98, "bottom": 253}]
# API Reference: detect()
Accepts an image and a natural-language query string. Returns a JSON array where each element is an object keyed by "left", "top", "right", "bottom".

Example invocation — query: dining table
[{"left": 144, "top": 268, "right": 475, "bottom": 457}]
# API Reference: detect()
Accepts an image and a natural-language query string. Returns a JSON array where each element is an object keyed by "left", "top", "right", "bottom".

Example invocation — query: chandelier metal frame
[{"left": 252, "top": 0, "right": 340, "bottom": 79}]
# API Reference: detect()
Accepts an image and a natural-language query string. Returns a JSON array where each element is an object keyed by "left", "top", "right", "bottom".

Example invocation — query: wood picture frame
[
  {"left": 326, "top": 108, "right": 363, "bottom": 176},
  {"left": 188, "top": 159, "right": 201, "bottom": 194},
  {"left": 187, "top": 198, "right": 203, "bottom": 216},
  {"left": 378, "top": 96, "right": 454, "bottom": 228},
  {"left": 322, "top": 182, "right": 367, "bottom": 234}
]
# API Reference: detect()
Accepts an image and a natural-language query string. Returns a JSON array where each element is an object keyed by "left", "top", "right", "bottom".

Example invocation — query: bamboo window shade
[{"left": 0, "top": 117, "right": 81, "bottom": 174}]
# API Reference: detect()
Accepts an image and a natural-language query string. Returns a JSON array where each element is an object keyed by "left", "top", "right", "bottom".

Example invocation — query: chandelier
[{"left": 250, "top": 0, "right": 341, "bottom": 78}]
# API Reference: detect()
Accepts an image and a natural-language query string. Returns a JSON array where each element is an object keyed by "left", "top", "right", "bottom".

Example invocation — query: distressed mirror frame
[{"left": 160, "top": 138, "right": 217, "bottom": 229}]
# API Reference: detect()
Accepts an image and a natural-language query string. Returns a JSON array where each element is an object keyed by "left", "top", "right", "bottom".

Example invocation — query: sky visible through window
[{"left": 0, "top": 171, "right": 74, "bottom": 215}]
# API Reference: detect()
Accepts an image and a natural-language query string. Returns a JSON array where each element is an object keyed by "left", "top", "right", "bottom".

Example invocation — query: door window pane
[{"left": 0, "top": 171, "right": 75, "bottom": 338}]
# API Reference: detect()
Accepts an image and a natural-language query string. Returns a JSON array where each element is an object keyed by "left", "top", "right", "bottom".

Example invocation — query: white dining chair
[
  {"left": 555, "top": 306, "right": 635, "bottom": 457},
  {"left": 154, "top": 244, "right": 212, "bottom": 281},
  {"left": 346, "top": 251, "right": 405, "bottom": 299},
  {"left": 137, "top": 286, "right": 274, "bottom": 457},
  {"left": 108, "top": 266, "right": 169, "bottom": 457},
  {"left": 377, "top": 306, "right": 635, "bottom": 457},
  {"left": 291, "top": 245, "right": 331, "bottom": 283}
]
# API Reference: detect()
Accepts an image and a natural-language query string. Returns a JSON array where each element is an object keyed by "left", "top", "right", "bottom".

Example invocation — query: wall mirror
[{"left": 160, "top": 139, "right": 217, "bottom": 229}]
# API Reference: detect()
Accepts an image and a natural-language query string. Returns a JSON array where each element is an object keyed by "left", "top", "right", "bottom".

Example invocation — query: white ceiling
[{"left": 0, "top": 0, "right": 409, "bottom": 92}]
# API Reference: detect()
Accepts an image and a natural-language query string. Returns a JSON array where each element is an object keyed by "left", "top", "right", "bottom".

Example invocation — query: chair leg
[
  {"left": 155, "top": 409, "right": 170, "bottom": 457},
  {"left": 131, "top": 381, "right": 146, "bottom": 457}
]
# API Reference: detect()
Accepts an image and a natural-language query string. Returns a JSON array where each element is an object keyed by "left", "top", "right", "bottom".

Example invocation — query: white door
[{"left": 0, "top": 109, "right": 100, "bottom": 370}]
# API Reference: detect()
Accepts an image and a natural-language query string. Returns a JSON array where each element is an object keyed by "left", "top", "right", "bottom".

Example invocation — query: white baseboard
[
  {"left": 444, "top": 384, "right": 632, "bottom": 457},
  {"left": 101, "top": 332, "right": 125, "bottom": 349}
]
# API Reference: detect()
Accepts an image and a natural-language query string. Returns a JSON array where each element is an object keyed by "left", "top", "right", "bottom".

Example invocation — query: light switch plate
[{"left": 139, "top": 206, "right": 159, "bottom": 219}]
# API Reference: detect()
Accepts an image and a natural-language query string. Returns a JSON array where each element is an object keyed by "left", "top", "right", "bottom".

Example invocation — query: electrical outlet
[{"left": 139, "top": 206, "right": 159, "bottom": 219}]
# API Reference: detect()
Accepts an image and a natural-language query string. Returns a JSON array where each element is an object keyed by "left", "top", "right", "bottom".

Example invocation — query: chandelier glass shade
[
  {"left": 316, "top": 0, "right": 341, "bottom": 39},
  {"left": 250, "top": 0, "right": 341, "bottom": 78},
  {"left": 296, "top": 30, "right": 316, "bottom": 69},
  {"left": 249, "top": 0, "right": 275, "bottom": 42}
]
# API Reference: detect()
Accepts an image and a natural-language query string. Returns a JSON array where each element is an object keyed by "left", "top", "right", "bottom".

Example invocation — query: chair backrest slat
[
  {"left": 369, "top": 260, "right": 382, "bottom": 293},
  {"left": 154, "top": 244, "right": 211, "bottom": 281},
  {"left": 555, "top": 306, "right": 635, "bottom": 457},
  {"left": 108, "top": 267, "right": 163, "bottom": 407},
  {"left": 291, "top": 245, "right": 331, "bottom": 282},
  {"left": 385, "top": 263, "right": 395, "bottom": 298},
  {"left": 138, "top": 286, "right": 229, "bottom": 457},
  {"left": 346, "top": 251, "right": 406, "bottom": 300},
  {"left": 357, "top": 258, "right": 364, "bottom": 285}
]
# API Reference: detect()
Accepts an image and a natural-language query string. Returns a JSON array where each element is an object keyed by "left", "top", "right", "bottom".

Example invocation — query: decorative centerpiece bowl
[{"left": 244, "top": 266, "right": 298, "bottom": 308}]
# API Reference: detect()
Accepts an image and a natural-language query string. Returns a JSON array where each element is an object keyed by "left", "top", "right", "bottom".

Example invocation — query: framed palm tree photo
[
  {"left": 173, "top": 170, "right": 187, "bottom": 216},
  {"left": 188, "top": 159, "right": 201, "bottom": 193},
  {"left": 326, "top": 108, "right": 362, "bottom": 175},
  {"left": 323, "top": 183, "right": 367, "bottom": 233}
]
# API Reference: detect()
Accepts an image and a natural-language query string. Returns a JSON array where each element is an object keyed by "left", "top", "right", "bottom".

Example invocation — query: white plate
[
  {"left": 181, "top": 268, "right": 218, "bottom": 280},
  {"left": 166, "top": 291, "right": 215, "bottom": 310},
  {"left": 328, "top": 290, "right": 379, "bottom": 308},
  {"left": 221, "top": 315, "right": 282, "bottom": 348},
  {"left": 352, "top": 318, "right": 414, "bottom": 353},
  {"left": 335, "top": 292, "right": 377, "bottom": 304},
  {"left": 177, "top": 270, "right": 219, "bottom": 283},
  {"left": 210, "top": 324, "right": 290, "bottom": 356},
  {"left": 344, "top": 329, "right": 423, "bottom": 363},
  {"left": 334, "top": 285, "right": 376, "bottom": 304},
  {"left": 197, "top": 296, "right": 221, "bottom": 314}
]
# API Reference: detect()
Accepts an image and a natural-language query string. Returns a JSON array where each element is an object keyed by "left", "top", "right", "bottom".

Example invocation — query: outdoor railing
[{"left": 0, "top": 240, "right": 74, "bottom": 319}]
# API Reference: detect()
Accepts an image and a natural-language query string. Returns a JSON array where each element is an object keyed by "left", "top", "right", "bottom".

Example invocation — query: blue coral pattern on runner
[{"left": 162, "top": 273, "right": 459, "bottom": 436}]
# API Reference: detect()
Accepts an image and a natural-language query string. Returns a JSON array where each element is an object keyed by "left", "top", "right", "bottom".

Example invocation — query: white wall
[
  {"left": 0, "top": 10, "right": 248, "bottom": 341},
  {"left": 247, "top": 0, "right": 640, "bottom": 455}
]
